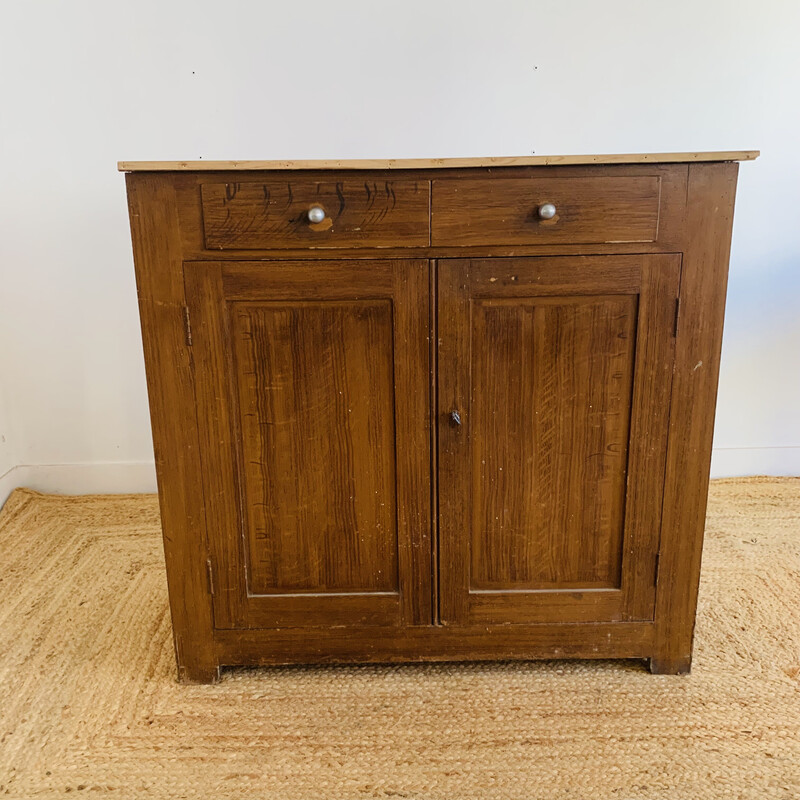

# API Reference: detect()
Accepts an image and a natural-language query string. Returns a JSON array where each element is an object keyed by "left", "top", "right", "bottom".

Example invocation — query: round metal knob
[
  {"left": 538, "top": 202, "right": 557, "bottom": 220},
  {"left": 450, "top": 409, "right": 462, "bottom": 427},
  {"left": 307, "top": 205, "right": 326, "bottom": 224}
]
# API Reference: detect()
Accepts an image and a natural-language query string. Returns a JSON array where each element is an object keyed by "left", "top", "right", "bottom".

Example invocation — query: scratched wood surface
[
  {"left": 123, "top": 157, "right": 745, "bottom": 680},
  {"left": 125, "top": 175, "right": 220, "bottom": 683},
  {"left": 651, "top": 162, "right": 740, "bottom": 674},
  {"left": 232, "top": 300, "right": 398, "bottom": 596},
  {"left": 201, "top": 180, "right": 430, "bottom": 249},
  {"left": 468, "top": 294, "right": 637, "bottom": 590},
  {"left": 432, "top": 175, "right": 661, "bottom": 246},
  {"left": 174, "top": 164, "right": 689, "bottom": 258}
]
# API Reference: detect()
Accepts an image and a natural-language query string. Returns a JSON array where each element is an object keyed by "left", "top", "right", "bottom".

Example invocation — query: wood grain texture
[
  {"left": 183, "top": 263, "right": 248, "bottom": 630},
  {"left": 118, "top": 150, "right": 760, "bottom": 172},
  {"left": 620, "top": 255, "right": 681, "bottom": 621},
  {"left": 221, "top": 259, "right": 395, "bottom": 300},
  {"left": 185, "top": 259, "right": 432, "bottom": 630},
  {"left": 232, "top": 300, "right": 398, "bottom": 595},
  {"left": 432, "top": 176, "right": 661, "bottom": 246},
  {"left": 201, "top": 180, "right": 430, "bottom": 249},
  {"left": 125, "top": 174, "right": 219, "bottom": 683},
  {"left": 392, "top": 259, "right": 435, "bottom": 626},
  {"left": 173, "top": 165, "right": 689, "bottom": 258},
  {"left": 438, "top": 256, "right": 678, "bottom": 627},
  {"left": 651, "top": 162, "right": 740, "bottom": 674},
  {"left": 123, "top": 158, "right": 747, "bottom": 679},
  {"left": 469, "top": 295, "right": 636, "bottom": 590},
  {"left": 215, "top": 622, "right": 655, "bottom": 665},
  {"left": 429, "top": 260, "right": 440, "bottom": 624}
]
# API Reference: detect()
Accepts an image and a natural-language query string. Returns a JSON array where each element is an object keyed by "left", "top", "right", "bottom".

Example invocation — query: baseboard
[
  {"left": 711, "top": 447, "right": 800, "bottom": 478},
  {"left": 0, "top": 461, "right": 157, "bottom": 506}
]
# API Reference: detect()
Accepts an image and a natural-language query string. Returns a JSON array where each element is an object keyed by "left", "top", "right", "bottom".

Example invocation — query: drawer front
[
  {"left": 201, "top": 180, "right": 430, "bottom": 249},
  {"left": 431, "top": 176, "right": 661, "bottom": 246}
]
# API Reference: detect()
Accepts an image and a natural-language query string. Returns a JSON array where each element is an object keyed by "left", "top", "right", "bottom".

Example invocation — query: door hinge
[
  {"left": 653, "top": 552, "right": 661, "bottom": 586},
  {"left": 206, "top": 559, "right": 215, "bottom": 596},
  {"left": 673, "top": 298, "right": 681, "bottom": 337},
  {"left": 183, "top": 305, "right": 193, "bottom": 347}
]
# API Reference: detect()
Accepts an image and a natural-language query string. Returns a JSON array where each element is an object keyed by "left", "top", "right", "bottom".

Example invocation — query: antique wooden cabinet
[{"left": 121, "top": 151, "right": 757, "bottom": 683}]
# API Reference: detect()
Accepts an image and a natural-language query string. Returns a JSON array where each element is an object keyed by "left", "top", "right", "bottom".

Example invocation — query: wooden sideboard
[{"left": 121, "top": 151, "right": 758, "bottom": 683}]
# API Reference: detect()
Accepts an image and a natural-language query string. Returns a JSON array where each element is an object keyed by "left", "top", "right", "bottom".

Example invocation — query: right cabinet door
[{"left": 438, "top": 255, "right": 680, "bottom": 625}]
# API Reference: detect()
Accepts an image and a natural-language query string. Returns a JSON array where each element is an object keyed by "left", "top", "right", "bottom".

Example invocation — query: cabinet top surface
[{"left": 118, "top": 150, "right": 759, "bottom": 172}]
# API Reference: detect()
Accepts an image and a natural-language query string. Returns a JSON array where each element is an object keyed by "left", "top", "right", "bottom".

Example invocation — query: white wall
[
  {"left": 0, "top": 261, "right": 19, "bottom": 492},
  {"left": 0, "top": 0, "right": 798, "bottom": 502},
  {"left": 0, "top": 390, "right": 16, "bottom": 482}
]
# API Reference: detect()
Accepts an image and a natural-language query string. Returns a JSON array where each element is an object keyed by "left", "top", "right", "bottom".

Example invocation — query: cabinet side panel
[
  {"left": 125, "top": 174, "right": 218, "bottom": 683},
  {"left": 653, "top": 162, "right": 739, "bottom": 673}
]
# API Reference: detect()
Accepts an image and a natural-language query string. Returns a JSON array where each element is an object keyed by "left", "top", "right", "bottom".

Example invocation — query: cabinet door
[
  {"left": 438, "top": 255, "right": 679, "bottom": 625},
  {"left": 185, "top": 260, "right": 431, "bottom": 629}
]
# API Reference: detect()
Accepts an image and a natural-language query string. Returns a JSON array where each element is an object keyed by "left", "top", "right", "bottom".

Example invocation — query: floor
[{"left": 0, "top": 477, "right": 798, "bottom": 799}]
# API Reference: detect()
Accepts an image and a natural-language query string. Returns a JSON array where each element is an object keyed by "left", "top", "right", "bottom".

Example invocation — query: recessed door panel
[
  {"left": 470, "top": 294, "right": 636, "bottom": 591},
  {"left": 231, "top": 300, "right": 398, "bottom": 595}
]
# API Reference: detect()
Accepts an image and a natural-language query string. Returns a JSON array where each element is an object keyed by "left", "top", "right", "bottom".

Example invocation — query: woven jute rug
[{"left": 0, "top": 478, "right": 798, "bottom": 799}]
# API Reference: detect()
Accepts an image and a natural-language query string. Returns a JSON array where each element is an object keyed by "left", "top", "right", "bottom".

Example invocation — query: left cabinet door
[{"left": 184, "top": 259, "right": 432, "bottom": 630}]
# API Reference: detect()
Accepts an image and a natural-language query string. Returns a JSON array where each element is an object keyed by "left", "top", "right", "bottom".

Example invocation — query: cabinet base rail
[{"left": 173, "top": 622, "right": 693, "bottom": 683}]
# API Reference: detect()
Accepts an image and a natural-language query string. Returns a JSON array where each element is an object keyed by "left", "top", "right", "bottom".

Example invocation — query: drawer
[
  {"left": 201, "top": 180, "right": 430, "bottom": 249},
  {"left": 431, "top": 176, "right": 661, "bottom": 246}
]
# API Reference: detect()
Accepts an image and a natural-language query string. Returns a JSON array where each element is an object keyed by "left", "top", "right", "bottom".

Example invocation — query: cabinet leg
[
  {"left": 177, "top": 662, "right": 221, "bottom": 684},
  {"left": 171, "top": 630, "right": 219, "bottom": 683},
  {"left": 649, "top": 655, "right": 692, "bottom": 675}
]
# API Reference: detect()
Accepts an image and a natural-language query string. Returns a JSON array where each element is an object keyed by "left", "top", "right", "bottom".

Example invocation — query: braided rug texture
[{"left": 0, "top": 477, "right": 798, "bottom": 799}]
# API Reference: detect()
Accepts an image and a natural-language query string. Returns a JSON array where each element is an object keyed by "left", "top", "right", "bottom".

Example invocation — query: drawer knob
[
  {"left": 450, "top": 409, "right": 462, "bottom": 427},
  {"left": 307, "top": 205, "right": 327, "bottom": 224},
  {"left": 538, "top": 202, "right": 557, "bottom": 220}
]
